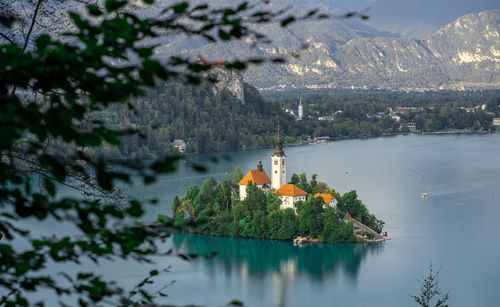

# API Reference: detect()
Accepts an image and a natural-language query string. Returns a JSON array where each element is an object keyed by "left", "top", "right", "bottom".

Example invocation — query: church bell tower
[{"left": 271, "top": 124, "right": 287, "bottom": 190}]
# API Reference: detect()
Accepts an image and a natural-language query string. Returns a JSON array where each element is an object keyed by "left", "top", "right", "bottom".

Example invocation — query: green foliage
[
  {"left": 162, "top": 177, "right": 383, "bottom": 243},
  {"left": 313, "top": 182, "right": 329, "bottom": 194},
  {"left": 78, "top": 85, "right": 497, "bottom": 161},
  {"left": 322, "top": 207, "right": 357, "bottom": 243},
  {"left": 410, "top": 263, "right": 450, "bottom": 307},
  {"left": 272, "top": 92, "right": 497, "bottom": 140},
  {"left": 289, "top": 172, "right": 322, "bottom": 194},
  {"left": 337, "top": 190, "right": 384, "bottom": 234},
  {"left": 296, "top": 197, "right": 324, "bottom": 237},
  {"left": 228, "top": 167, "right": 244, "bottom": 185},
  {"left": 107, "top": 81, "right": 295, "bottom": 158},
  {"left": 277, "top": 209, "right": 299, "bottom": 240},
  {"left": 266, "top": 193, "right": 282, "bottom": 212},
  {"left": 338, "top": 190, "right": 363, "bottom": 219},
  {"left": 0, "top": 0, "right": 316, "bottom": 305}
]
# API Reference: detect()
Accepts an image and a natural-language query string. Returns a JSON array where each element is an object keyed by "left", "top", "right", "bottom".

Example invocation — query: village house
[
  {"left": 318, "top": 115, "right": 335, "bottom": 121},
  {"left": 314, "top": 193, "right": 337, "bottom": 208},
  {"left": 390, "top": 112, "right": 401, "bottom": 121},
  {"left": 274, "top": 184, "right": 307, "bottom": 210},
  {"left": 172, "top": 139, "right": 186, "bottom": 153},
  {"left": 313, "top": 136, "right": 330, "bottom": 143},
  {"left": 407, "top": 122, "right": 417, "bottom": 131}
]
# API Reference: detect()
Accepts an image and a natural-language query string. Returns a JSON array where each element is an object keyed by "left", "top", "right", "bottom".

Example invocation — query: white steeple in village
[{"left": 298, "top": 96, "right": 303, "bottom": 120}]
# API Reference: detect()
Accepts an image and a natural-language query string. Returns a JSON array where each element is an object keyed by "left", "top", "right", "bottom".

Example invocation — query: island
[{"left": 158, "top": 129, "right": 385, "bottom": 243}]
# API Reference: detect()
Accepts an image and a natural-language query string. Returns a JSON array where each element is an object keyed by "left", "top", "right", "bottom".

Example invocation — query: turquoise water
[
  {"left": 120, "top": 134, "right": 500, "bottom": 306},
  {"left": 20, "top": 134, "right": 500, "bottom": 306}
]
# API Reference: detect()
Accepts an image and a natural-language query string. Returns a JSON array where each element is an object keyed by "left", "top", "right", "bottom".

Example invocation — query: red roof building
[
  {"left": 238, "top": 161, "right": 271, "bottom": 200},
  {"left": 274, "top": 184, "right": 307, "bottom": 210},
  {"left": 314, "top": 193, "right": 337, "bottom": 207}
]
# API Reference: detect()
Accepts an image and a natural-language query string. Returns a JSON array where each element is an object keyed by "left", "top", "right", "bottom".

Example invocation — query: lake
[
  {"left": 120, "top": 133, "right": 500, "bottom": 306},
  {"left": 22, "top": 134, "right": 500, "bottom": 306}
]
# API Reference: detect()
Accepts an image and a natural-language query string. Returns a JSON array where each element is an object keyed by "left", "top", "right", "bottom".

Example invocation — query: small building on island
[
  {"left": 314, "top": 193, "right": 337, "bottom": 208},
  {"left": 238, "top": 161, "right": 271, "bottom": 200},
  {"left": 274, "top": 184, "right": 307, "bottom": 210}
]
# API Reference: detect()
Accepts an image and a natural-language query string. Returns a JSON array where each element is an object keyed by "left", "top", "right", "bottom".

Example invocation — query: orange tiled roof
[
  {"left": 274, "top": 184, "right": 307, "bottom": 196},
  {"left": 314, "top": 193, "right": 336, "bottom": 205},
  {"left": 238, "top": 169, "right": 271, "bottom": 185}
]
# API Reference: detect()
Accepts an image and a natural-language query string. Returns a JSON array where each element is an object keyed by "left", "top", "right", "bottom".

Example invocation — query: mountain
[
  {"left": 324, "top": 10, "right": 500, "bottom": 90},
  {"left": 155, "top": 9, "right": 499, "bottom": 91},
  {"left": 326, "top": 0, "right": 500, "bottom": 38},
  {"left": 3, "top": 1, "right": 498, "bottom": 91}
]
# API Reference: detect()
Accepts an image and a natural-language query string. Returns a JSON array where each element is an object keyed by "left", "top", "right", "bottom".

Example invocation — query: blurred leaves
[{"left": 0, "top": 0, "right": 367, "bottom": 305}]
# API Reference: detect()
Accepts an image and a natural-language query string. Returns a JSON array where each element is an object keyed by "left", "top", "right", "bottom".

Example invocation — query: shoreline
[{"left": 183, "top": 129, "right": 498, "bottom": 157}]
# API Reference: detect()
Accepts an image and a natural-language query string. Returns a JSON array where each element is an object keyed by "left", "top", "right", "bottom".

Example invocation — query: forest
[
  {"left": 92, "top": 80, "right": 296, "bottom": 159},
  {"left": 158, "top": 171, "right": 384, "bottom": 243},
  {"left": 93, "top": 80, "right": 499, "bottom": 159}
]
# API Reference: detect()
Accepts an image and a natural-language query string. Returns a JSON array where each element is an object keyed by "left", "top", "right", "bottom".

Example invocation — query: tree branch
[
  {"left": 0, "top": 31, "right": 15, "bottom": 44},
  {"left": 22, "top": 0, "right": 44, "bottom": 52}
]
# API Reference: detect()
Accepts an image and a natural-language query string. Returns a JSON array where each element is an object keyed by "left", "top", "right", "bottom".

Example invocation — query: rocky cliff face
[{"left": 209, "top": 68, "right": 246, "bottom": 104}]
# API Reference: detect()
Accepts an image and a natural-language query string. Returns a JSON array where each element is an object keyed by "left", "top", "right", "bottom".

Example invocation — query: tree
[
  {"left": 229, "top": 167, "right": 244, "bottom": 185},
  {"left": 266, "top": 192, "right": 282, "bottom": 212},
  {"left": 312, "top": 182, "right": 329, "bottom": 194},
  {"left": 401, "top": 124, "right": 410, "bottom": 133},
  {"left": 410, "top": 263, "right": 449, "bottom": 307},
  {"left": 171, "top": 196, "right": 182, "bottom": 215},
  {"left": 215, "top": 180, "right": 232, "bottom": 212},
  {"left": 297, "top": 173, "right": 312, "bottom": 193},
  {"left": 321, "top": 206, "right": 341, "bottom": 243},
  {"left": 310, "top": 174, "right": 318, "bottom": 191},
  {"left": 278, "top": 209, "right": 298, "bottom": 240},
  {"left": 267, "top": 210, "right": 282, "bottom": 240},
  {"left": 243, "top": 183, "right": 267, "bottom": 213},
  {"left": 0, "top": 0, "right": 368, "bottom": 304},
  {"left": 338, "top": 190, "right": 363, "bottom": 218},
  {"left": 296, "top": 197, "right": 324, "bottom": 237}
]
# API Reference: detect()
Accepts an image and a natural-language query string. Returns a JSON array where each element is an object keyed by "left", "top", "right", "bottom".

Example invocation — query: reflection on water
[{"left": 172, "top": 233, "right": 383, "bottom": 305}]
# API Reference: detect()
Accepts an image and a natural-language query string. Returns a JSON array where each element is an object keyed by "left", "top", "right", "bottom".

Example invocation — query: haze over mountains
[
  {"left": 157, "top": 6, "right": 499, "bottom": 91},
  {"left": 3, "top": 0, "right": 499, "bottom": 91},
  {"left": 312, "top": 0, "right": 500, "bottom": 38}
]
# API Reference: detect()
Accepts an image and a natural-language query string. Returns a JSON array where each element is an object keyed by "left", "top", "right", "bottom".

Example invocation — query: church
[{"left": 238, "top": 127, "right": 308, "bottom": 210}]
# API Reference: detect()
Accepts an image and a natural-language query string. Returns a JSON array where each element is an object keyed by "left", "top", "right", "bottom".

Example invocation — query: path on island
[{"left": 344, "top": 213, "right": 387, "bottom": 241}]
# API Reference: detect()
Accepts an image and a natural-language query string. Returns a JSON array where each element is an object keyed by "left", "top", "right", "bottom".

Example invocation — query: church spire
[
  {"left": 274, "top": 122, "right": 284, "bottom": 155},
  {"left": 277, "top": 122, "right": 281, "bottom": 141}
]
